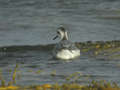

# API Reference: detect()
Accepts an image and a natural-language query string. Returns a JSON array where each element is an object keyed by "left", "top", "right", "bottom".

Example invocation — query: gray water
[{"left": 0, "top": 0, "right": 120, "bottom": 85}]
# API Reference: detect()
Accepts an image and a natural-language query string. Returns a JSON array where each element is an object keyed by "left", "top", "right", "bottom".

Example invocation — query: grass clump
[{"left": 0, "top": 66, "right": 120, "bottom": 90}]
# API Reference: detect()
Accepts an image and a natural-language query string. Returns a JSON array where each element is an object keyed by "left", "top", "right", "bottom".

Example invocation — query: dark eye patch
[{"left": 57, "top": 31, "right": 60, "bottom": 34}]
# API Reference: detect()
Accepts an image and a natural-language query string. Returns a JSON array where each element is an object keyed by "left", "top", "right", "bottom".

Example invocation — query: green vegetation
[
  {"left": 0, "top": 64, "right": 120, "bottom": 90},
  {"left": 76, "top": 40, "right": 120, "bottom": 60}
]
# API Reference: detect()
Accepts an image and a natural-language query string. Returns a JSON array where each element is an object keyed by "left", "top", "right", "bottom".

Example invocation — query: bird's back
[{"left": 55, "top": 40, "right": 78, "bottom": 51}]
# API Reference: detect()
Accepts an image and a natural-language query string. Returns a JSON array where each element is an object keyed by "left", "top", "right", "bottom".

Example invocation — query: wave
[
  {"left": 0, "top": 40, "right": 120, "bottom": 52},
  {"left": 0, "top": 44, "right": 55, "bottom": 52}
]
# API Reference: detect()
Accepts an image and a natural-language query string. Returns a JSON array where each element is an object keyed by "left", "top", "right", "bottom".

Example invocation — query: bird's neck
[{"left": 61, "top": 32, "right": 68, "bottom": 41}]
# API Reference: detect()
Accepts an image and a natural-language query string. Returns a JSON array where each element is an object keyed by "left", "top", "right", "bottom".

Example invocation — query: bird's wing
[{"left": 59, "top": 40, "right": 77, "bottom": 50}]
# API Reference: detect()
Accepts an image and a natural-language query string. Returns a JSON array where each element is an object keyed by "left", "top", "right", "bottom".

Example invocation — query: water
[{"left": 0, "top": 0, "right": 120, "bottom": 85}]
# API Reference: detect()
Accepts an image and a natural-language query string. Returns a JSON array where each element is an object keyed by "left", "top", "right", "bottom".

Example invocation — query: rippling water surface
[{"left": 0, "top": 0, "right": 120, "bottom": 85}]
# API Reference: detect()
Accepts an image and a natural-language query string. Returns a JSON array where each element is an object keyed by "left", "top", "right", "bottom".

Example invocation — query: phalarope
[{"left": 53, "top": 27, "right": 80, "bottom": 60}]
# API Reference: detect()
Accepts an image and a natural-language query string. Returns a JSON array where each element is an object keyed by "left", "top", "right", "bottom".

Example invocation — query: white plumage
[
  {"left": 53, "top": 27, "right": 80, "bottom": 60},
  {"left": 56, "top": 49, "right": 80, "bottom": 60}
]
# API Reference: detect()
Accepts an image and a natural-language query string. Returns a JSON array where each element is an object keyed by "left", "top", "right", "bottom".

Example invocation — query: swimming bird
[{"left": 53, "top": 27, "right": 80, "bottom": 60}]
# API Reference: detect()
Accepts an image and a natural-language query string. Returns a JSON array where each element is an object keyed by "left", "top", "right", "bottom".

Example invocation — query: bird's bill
[{"left": 53, "top": 35, "right": 58, "bottom": 40}]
